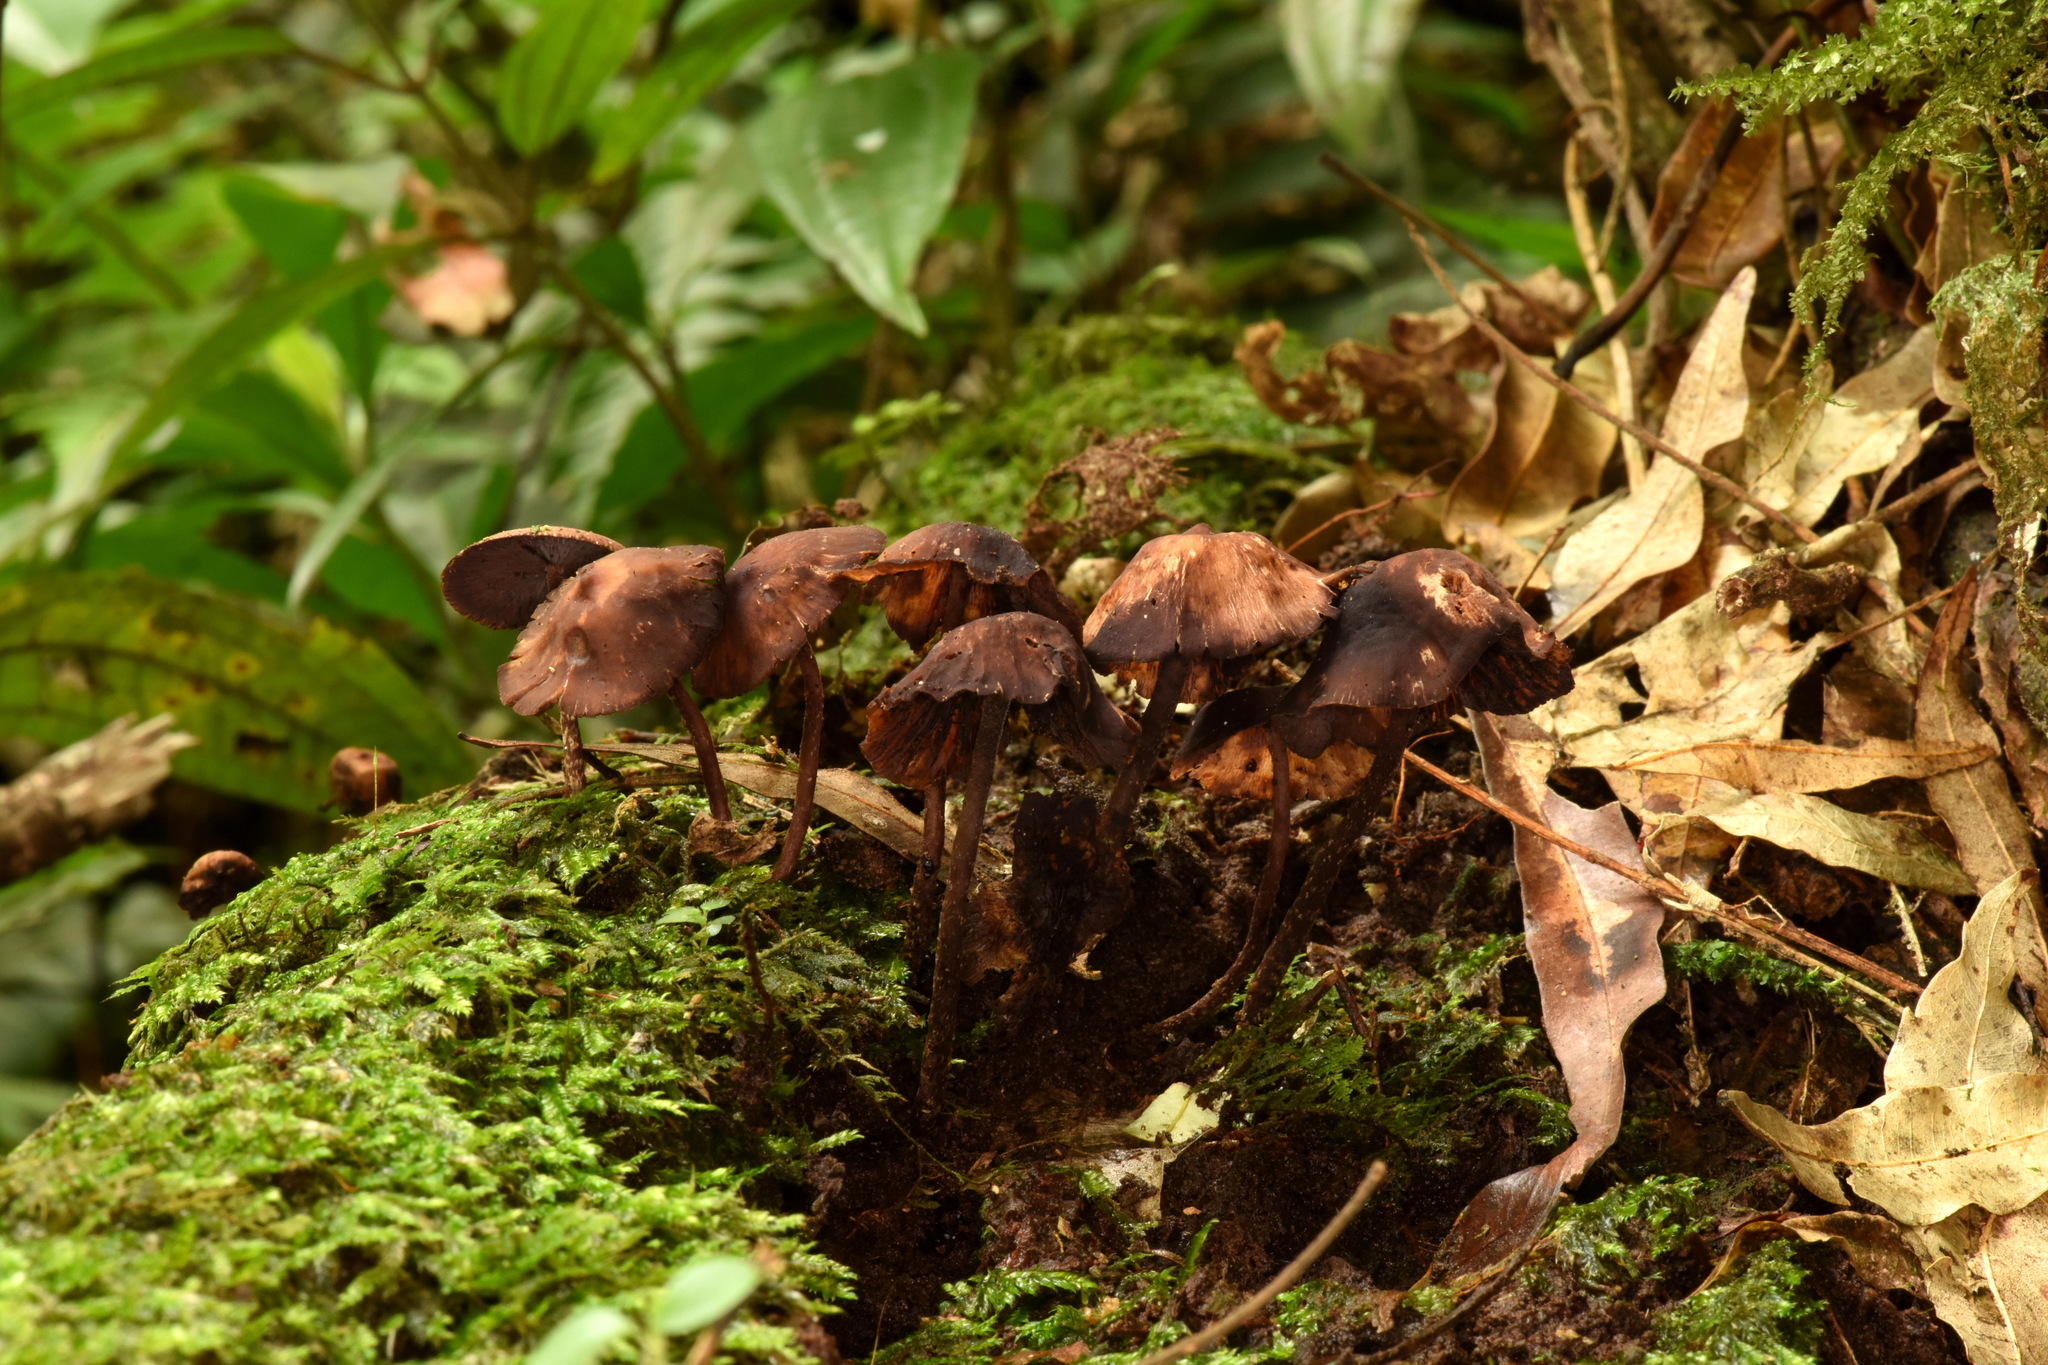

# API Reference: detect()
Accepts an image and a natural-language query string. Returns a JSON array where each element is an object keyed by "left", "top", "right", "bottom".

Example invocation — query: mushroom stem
[
  {"left": 1153, "top": 729, "right": 1293, "bottom": 1035},
  {"left": 1240, "top": 717, "right": 1418, "bottom": 1023},
  {"left": 771, "top": 645, "right": 826, "bottom": 883},
  {"left": 1099, "top": 654, "right": 1190, "bottom": 848},
  {"left": 560, "top": 715, "right": 588, "bottom": 793},
  {"left": 918, "top": 693, "right": 1007, "bottom": 1112},
  {"left": 670, "top": 682, "right": 731, "bottom": 822},
  {"left": 909, "top": 782, "right": 946, "bottom": 969}
]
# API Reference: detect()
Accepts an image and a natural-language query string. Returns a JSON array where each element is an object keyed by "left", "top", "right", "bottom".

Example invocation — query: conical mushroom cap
[
  {"left": 1169, "top": 685, "right": 1382, "bottom": 801},
  {"left": 862, "top": 611, "right": 1133, "bottom": 787},
  {"left": 442, "top": 526, "right": 623, "bottom": 629},
  {"left": 1082, "top": 525, "right": 1333, "bottom": 703},
  {"left": 1275, "top": 549, "right": 1571, "bottom": 753},
  {"left": 692, "top": 525, "right": 886, "bottom": 699},
  {"left": 499, "top": 546, "right": 726, "bottom": 719},
  {"left": 838, "top": 521, "right": 1079, "bottom": 647}
]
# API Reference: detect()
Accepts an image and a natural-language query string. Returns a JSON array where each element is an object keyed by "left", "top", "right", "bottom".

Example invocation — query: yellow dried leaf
[
  {"left": 1613, "top": 737, "right": 1993, "bottom": 792},
  {"left": 1683, "top": 790, "right": 1974, "bottom": 896}
]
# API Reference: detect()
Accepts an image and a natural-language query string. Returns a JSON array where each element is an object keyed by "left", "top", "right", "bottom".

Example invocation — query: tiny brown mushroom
[
  {"left": 498, "top": 546, "right": 727, "bottom": 794},
  {"left": 180, "top": 849, "right": 264, "bottom": 920},
  {"left": 841, "top": 522, "right": 1080, "bottom": 964},
  {"left": 693, "top": 524, "right": 886, "bottom": 881},
  {"left": 863, "top": 611, "right": 1133, "bottom": 1110},
  {"left": 440, "top": 525, "right": 622, "bottom": 629},
  {"left": 1236, "top": 548, "right": 1573, "bottom": 1022},
  {"left": 1082, "top": 524, "right": 1334, "bottom": 849},
  {"left": 330, "top": 747, "right": 402, "bottom": 815},
  {"left": 1152, "top": 686, "right": 1380, "bottom": 1035}
]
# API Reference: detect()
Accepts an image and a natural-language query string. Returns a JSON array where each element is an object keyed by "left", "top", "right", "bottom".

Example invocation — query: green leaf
[
  {"left": 316, "top": 281, "right": 393, "bottom": 408},
  {"left": 592, "top": 0, "right": 808, "bottom": 182},
  {"left": 654, "top": 1256, "right": 759, "bottom": 1336},
  {"left": 323, "top": 536, "right": 447, "bottom": 642},
  {"left": 148, "top": 372, "right": 351, "bottom": 493},
  {"left": 0, "top": 569, "right": 471, "bottom": 812},
  {"left": 570, "top": 237, "right": 648, "bottom": 328},
  {"left": 82, "top": 499, "right": 290, "bottom": 602},
  {"left": 286, "top": 438, "right": 405, "bottom": 609},
  {"left": 526, "top": 1305, "right": 634, "bottom": 1365},
  {"left": 1426, "top": 206, "right": 1584, "bottom": 276},
  {"left": 3, "top": 27, "right": 295, "bottom": 120},
  {"left": 498, "top": 0, "right": 645, "bottom": 158},
  {"left": 111, "top": 244, "right": 416, "bottom": 471},
  {"left": 223, "top": 176, "right": 348, "bottom": 281},
  {"left": 1278, "top": 0, "right": 1425, "bottom": 156},
  {"left": 749, "top": 51, "right": 982, "bottom": 337}
]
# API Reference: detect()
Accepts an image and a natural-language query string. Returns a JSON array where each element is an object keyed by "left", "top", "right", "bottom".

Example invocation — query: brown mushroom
[
  {"left": 1082, "top": 524, "right": 1334, "bottom": 848},
  {"left": 1151, "top": 686, "right": 1379, "bottom": 1034},
  {"left": 440, "top": 525, "right": 622, "bottom": 629},
  {"left": 841, "top": 522, "right": 1080, "bottom": 964},
  {"left": 330, "top": 747, "right": 402, "bottom": 815},
  {"left": 1235, "top": 549, "right": 1573, "bottom": 1022},
  {"left": 863, "top": 611, "right": 1134, "bottom": 1109},
  {"left": 693, "top": 524, "right": 886, "bottom": 881},
  {"left": 498, "top": 545, "right": 727, "bottom": 794},
  {"left": 180, "top": 849, "right": 264, "bottom": 920}
]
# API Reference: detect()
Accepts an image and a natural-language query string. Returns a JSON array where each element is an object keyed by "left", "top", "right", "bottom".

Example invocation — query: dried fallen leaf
[
  {"left": 1698, "top": 1211, "right": 1924, "bottom": 1298},
  {"left": 1432, "top": 713, "right": 1668, "bottom": 1280},
  {"left": 1681, "top": 790, "right": 1974, "bottom": 897},
  {"left": 1905, "top": 1197, "right": 2048, "bottom": 1365},
  {"left": 1917, "top": 567, "right": 2039, "bottom": 894},
  {"left": 1612, "top": 737, "right": 1993, "bottom": 792},
  {"left": 688, "top": 814, "right": 781, "bottom": 866},
  {"left": 1886, "top": 873, "right": 2048, "bottom": 1090},
  {"left": 1443, "top": 349, "right": 1618, "bottom": 540},
  {"left": 1781, "top": 326, "right": 1936, "bottom": 526},
  {"left": 1549, "top": 268, "right": 1756, "bottom": 633},
  {"left": 1973, "top": 563, "right": 2048, "bottom": 831}
]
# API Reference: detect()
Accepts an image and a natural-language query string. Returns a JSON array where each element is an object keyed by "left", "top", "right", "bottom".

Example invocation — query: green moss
[
  {"left": 1644, "top": 1240, "right": 1822, "bottom": 1365},
  {"left": 0, "top": 779, "right": 912, "bottom": 1363},
  {"left": 1546, "top": 1177, "right": 1711, "bottom": 1286}
]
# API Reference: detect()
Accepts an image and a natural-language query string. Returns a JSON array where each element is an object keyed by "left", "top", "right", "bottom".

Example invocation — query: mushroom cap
[
  {"left": 1082, "top": 525, "right": 1333, "bottom": 702},
  {"left": 329, "top": 746, "right": 402, "bottom": 815},
  {"left": 180, "top": 849, "right": 264, "bottom": 919},
  {"left": 838, "top": 522, "right": 1079, "bottom": 647},
  {"left": 1169, "top": 686, "right": 1383, "bottom": 801},
  {"left": 1275, "top": 549, "right": 1572, "bottom": 748},
  {"left": 692, "top": 525, "right": 886, "bottom": 699},
  {"left": 498, "top": 546, "right": 726, "bottom": 719},
  {"left": 441, "top": 526, "right": 623, "bottom": 629},
  {"left": 862, "top": 611, "right": 1135, "bottom": 787}
]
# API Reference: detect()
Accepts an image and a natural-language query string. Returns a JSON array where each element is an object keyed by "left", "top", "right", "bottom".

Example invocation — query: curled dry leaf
[
  {"left": 1917, "top": 567, "right": 2039, "bottom": 894},
  {"left": 1906, "top": 1198, "right": 2048, "bottom": 1365},
  {"left": 1649, "top": 100, "right": 1843, "bottom": 291},
  {"left": 1235, "top": 321, "right": 1486, "bottom": 473},
  {"left": 1745, "top": 327, "right": 1936, "bottom": 526},
  {"left": 398, "top": 242, "right": 516, "bottom": 337},
  {"left": 1431, "top": 712, "right": 1667, "bottom": 1282},
  {"left": 1612, "top": 737, "right": 1995, "bottom": 793},
  {"left": 1680, "top": 790, "right": 1974, "bottom": 897},
  {"left": 1443, "top": 349, "right": 1617, "bottom": 540},
  {"left": 1698, "top": 1211, "right": 1924, "bottom": 1298},
  {"left": 688, "top": 814, "right": 782, "bottom": 867},
  {"left": 1549, "top": 268, "right": 1756, "bottom": 635}
]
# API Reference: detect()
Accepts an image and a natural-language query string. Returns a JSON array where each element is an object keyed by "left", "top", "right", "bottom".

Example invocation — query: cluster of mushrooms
[{"left": 441, "top": 515, "right": 1575, "bottom": 1107}]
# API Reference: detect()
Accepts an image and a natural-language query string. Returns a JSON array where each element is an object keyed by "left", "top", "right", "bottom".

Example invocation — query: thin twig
[
  {"left": 1825, "top": 582, "right": 1958, "bottom": 651},
  {"left": 1864, "top": 459, "right": 1982, "bottom": 525},
  {"left": 1131, "top": 1162, "right": 1389, "bottom": 1365},
  {"left": 1391, "top": 218, "right": 1819, "bottom": 545},
  {"left": 1347, "top": 1209, "right": 1553, "bottom": 1364},
  {"left": 1400, "top": 749, "right": 1921, "bottom": 998}
]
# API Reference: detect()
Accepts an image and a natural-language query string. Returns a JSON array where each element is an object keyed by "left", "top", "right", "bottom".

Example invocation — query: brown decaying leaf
[
  {"left": 1682, "top": 791, "right": 1975, "bottom": 897},
  {"left": 1612, "top": 737, "right": 1995, "bottom": 791},
  {"left": 1548, "top": 268, "right": 1755, "bottom": 634},
  {"left": 1973, "top": 563, "right": 2048, "bottom": 830},
  {"left": 687, "top": 814, "right": 781, "bottom": 867},
  {"left": 1917, "top": 567, "right": 2039, "bottom": 894},
  {"left": 1648, "top": 100, "right": 1844, "bottom": 291},
  {"left": 1430, "top": 713, "right": 1667, "bottom": 1282},
  {"left": 1019, "top": 428, "right": 1186, "bottom": 581},
  {"left": 1697, "top": 1212, "right": 1924, "bottom": 1298},
  {"left": 1234, "top": 321, "right": 1485, "bottom": 473},
  {"left": 1906, "top": 1197, "right": 2048, "bottom": 1365},
  {"left": 1443, "top": 349, "right": 1618, "bottom": 540}
]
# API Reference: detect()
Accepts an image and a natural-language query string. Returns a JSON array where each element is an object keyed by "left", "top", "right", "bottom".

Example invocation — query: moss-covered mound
[{"left": 0, "top": 780, "right": 897, "bottom": 1362}]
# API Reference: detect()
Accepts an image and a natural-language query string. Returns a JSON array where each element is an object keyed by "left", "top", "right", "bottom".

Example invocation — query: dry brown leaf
[
  {"left": 1235, "top": 321, "right": 1485, "bottom": 472},
  {"left": 1433, "top": 713, "right": 1668, "bottom": 1281},
  {"left": 1549, "top": 268, "right": 1754, "bottom": 633},
  {"left": 1683, "top": 790, "right": 1974, "bottom": 896},
  {"left": 687, "top": 814, "right": 781, "bottom": 866},
  {"left": 1698, "top": 1211, "right": 1924, "bottom": 1298},
  {"left": 1786, "top": 326, "right": 1937, "bottom": 525},
  {"left": 1612, "top": 737, "right": 1993, "bottom": 792},
  {"left": 1917, "top": 568, "right": 2039, "bottom": 894},
  {"left": 1887, "top": 873, "right": 2048, "bottom": 1090},
  {"left": 1648, "top": 103, "right": 1845, "bottom": 291},
  {"left": 398, "top": 242, "right": 515, "bottom": 336},
  {"left": 1906, "top": 1198, "right": 2048, "bottom": 1365},
  {"left": 1443, "top": 348, "right": 1618, "bottom": 540},
  {"left": 1974, "top": 563, "right": 2048, "bottom": 830}
]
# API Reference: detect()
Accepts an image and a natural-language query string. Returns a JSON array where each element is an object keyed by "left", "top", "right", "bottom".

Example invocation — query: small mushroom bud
[
  {"left": 179, "top": 850, "right": 264, "bottom": 920},
  {"left": 329, "top": 747, "right": 401, "bottom": 815}
]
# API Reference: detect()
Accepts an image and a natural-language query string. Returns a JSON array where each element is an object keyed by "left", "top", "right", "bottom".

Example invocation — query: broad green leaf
[
  {"left": 654, "top": 1256, "right": 759, "bottom": 1336},
  {"left": 148, "top": 373, "right": 351, "bottom": 493},
  {"left": 593, "top": 0, "right": 806, "bottom": 181},
  {"left": 750, "top": 51, "right": 982, "bottom": 336},
  {"left": 287, "top": 440, "right": 406, "bottom": 608},
  {"left": 0, "top": 842, "right": 150, "bottom": 938},
  {"left": 2, "top": 0, "right": 128, "bottom": 75},
  {"left": 317, "top": 281, "right": 393, "bottom": 408},
  {"left": 324, "top": 536, "right": 447, "bottom": 642},
  {"left": 3, "top": 27, "right": 294, "bottom": 119},
  {"left": 111, "top": 244, "right": 417, "bottom": 470},
  {"left": 224, "top": 176, "right": 349, "bottom": 282},
  {"left": 498, "top": 0, "right": 645, "bottom": 157},
  {"left": 570, "top": 238, "right": 648, "bottom": 328},
  {"left": 1278, "top": 0, "right": 1424, "bottom": 157},
  {"left": 82, "top": 499, "right": 290, "bottom": 602},
  {"left": 525, "top": 1305, "right": 634, "bottom": 1365},
  {"left": 0, "top": 569, "right": 471, "bottom": 812}
]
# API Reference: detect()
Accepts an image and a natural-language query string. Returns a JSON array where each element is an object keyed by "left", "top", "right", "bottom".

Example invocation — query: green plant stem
[
  {"left": 11, "top": 147, "right": 192, "bottom": 309},
  {"left": 918, "top": 693, "right": 1006, "bottom": 1112},
  {"left": 548, "top": 259, "right": 748, "bottom": 537}
]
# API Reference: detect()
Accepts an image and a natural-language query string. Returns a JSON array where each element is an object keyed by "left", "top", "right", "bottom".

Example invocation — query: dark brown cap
[
  {"left": 499, "top": 546, "right": 726, "bottom": 719},
  {"left": 330, "top": 747, "right": 402, "bottom": 815},
  {"left": 441, "top": 526, "right": 623, "bottom": 629},
  {"left": 1082, "top": 525, "right": 1333, "bottom": 702},
  {"left": 862, "top": 611, "right": 1135, "bottom": 787},
  {"left": 692, "top": 525, "right": 886, "bottom": 699},
  {"left": 1274, "top": 549, "right": 1572, "bottom": 754},
  {"left": 180, "top": 849, "right": 264, "bottom": 920},
  {"left": 838, "top": 522, "right": 1079, "bottom": 647},
  {"left": 1168, "top": 686, "right": 1381, "bottom": 801}
]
